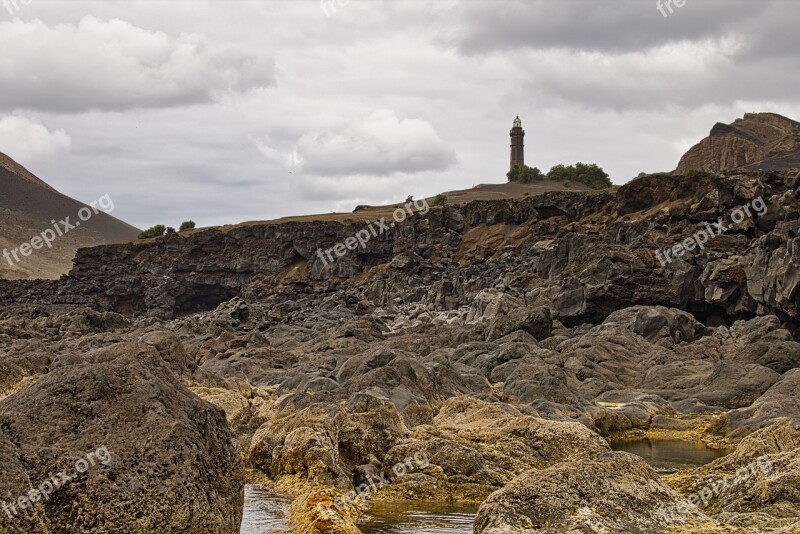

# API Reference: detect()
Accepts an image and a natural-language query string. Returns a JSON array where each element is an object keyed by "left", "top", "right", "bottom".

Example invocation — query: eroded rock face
[
  {"left": 0, "top": 342, "right": 243, "bottom": 533},
  {"left": 676, "top": 112, "right": 800, "bottom": 174},
  {"left": 666, "top": 420, "right": 800, "bottom": 532},
  {"left": 6, "top": 169, "right": 800, "bottom": 332},
  {"left": 3, "top": 166, "right": 800, "bottom": 532},
  {"left": 473, "top": 452, "right": 711, "bottom": 533}
]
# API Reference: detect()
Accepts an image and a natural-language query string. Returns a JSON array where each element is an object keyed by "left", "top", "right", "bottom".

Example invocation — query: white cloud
[
  {"left": 258, "top": 110, "right": 457, "bottom": 178},
  {"left": 0, "top": 16, "right": 275, "bottom": 113},
  {"left": 0, "top": 116, "right": 71, "bottom": 171}
]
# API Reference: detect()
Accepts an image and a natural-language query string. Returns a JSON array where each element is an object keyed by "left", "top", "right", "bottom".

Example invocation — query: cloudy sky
[{"left": 1, "top": 0, "right": 798, "bottom": 229}]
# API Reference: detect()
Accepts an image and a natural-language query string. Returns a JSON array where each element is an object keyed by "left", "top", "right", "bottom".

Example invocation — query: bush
[
  {"left": 137, "top": 225, "right": 166, "bottom": 240},
  {"left": 432, "top": 194, "right": 448, "bottom": 207},
  {"left": 165, "top": 227, "right": 176, "bottom": 235},
  {"left": 405, "top": 195, "right": 414, "bottom": 203},
  {"left": 507, "top": 165, "right": 546, "bottom": 183},
  {"left": 547, "top": 162, "right": 612, "bottom": 190},
  {"left": 179, "top": 220, "right": 196, "bottom": 232}
]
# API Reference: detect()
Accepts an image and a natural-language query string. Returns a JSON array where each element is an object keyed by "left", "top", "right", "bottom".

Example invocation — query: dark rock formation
[{"left": 3, "top": 161, "right": 800, "bottom": 532}]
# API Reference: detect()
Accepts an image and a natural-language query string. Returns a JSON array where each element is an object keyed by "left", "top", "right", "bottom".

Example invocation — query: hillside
[
  {"left": 676, "top": 112, "right": 800, "bottom": 173},
  {"left": 0, "top": 152, "right": 140, "bottom": 280}
]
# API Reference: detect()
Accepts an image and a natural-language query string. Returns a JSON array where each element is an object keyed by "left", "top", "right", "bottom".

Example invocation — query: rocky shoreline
[{"left": 2, "top": 170, "right": 800, "bottom": 532}]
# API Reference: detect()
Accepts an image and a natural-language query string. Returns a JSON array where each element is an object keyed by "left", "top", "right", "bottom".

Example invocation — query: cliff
[
  {"left": 4, "top": 171, "right": 800, "bottom": 533},
  {"left": 4, "top": 169, "right": 800, "bottom": 333},
  {"left": 676, "top": 112, "right": 800, "bottom": 174}
]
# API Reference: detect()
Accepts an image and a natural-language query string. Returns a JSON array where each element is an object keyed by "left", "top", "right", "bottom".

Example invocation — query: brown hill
[
  {"left": 0, "top": 152, "right": 139, "bottom": 280},
  {"left": 676, "top": 112, "right": 800, "bottom": 174}
]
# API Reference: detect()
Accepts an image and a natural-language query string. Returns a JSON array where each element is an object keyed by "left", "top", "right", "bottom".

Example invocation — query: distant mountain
[
  {"left": 0, "top": 152, "right": 139, "bottom": 280},
  {"left": 676, "top": 112, "right": 800, "bottom": 174}
]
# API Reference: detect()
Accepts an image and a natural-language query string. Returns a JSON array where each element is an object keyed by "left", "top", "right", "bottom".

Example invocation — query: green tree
[
  {"left": 546, "top": 162, "right": 612, "bottom": 190},
  {"left": 179, "top": 220, "right": 196, "bottom": 231},
  {"left": 432, "top": 194, "right": 448, "bottom": 206},
  {"left": 507, "top": 165, "right": 546, "bottom": 183},
  {"left": 137, "top": 225, "right": 166, "bottom": 239}
]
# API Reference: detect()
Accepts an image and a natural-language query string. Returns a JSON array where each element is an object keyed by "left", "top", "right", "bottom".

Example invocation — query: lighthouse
[{"left": 509, "top": 116, "right": 525, "bottom": 171}]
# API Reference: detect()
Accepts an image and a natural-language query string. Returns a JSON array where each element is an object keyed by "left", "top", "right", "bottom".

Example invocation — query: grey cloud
[
  {"left": 0, "top": 17, "right": 275, "bottom": 113},
  {"left": 453, "top": 0, "right": 794, "bottom": 57}
]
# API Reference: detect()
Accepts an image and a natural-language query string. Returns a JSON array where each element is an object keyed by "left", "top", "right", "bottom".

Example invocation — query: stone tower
[{"left": 510, "top": 116, "right": 525, "bottom": 171}]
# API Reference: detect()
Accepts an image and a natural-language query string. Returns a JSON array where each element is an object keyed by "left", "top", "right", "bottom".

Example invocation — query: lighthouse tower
[{"left": 510, "top": 116, "right": 525, "bottom": 171}]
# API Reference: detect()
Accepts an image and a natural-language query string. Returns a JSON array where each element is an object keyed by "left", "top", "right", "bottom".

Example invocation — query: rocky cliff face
[
  {"left": 676, "top": 113, "right": 800, "bottom": 174},
  {"left": 5, "top": 169, "right": 800, "bottom": 333},
  {"left": 4, "top": 169, "right": 800, "bottom": 533}
]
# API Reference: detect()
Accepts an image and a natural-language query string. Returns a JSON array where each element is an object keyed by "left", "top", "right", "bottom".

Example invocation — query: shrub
[
  {"left": 137, "top": 225, "right": 166, "bottom": 240},
  {"left": 507, "top": 165, "right": 546, "bottom": 183},
  {"left": 432, "top": 194, "right": 448, "bottom": 207},
  {"left": 547, "top": 162, "right": 612, "bottom": 190},
  {"left": 165, "top": 227, "right": 176, "bottom": 235},
  {"left": 405, "top": 195, "right": 414, "bottom": 203},
  {"left": 179, "top": 220, "right": 196, "bottom": 232}
]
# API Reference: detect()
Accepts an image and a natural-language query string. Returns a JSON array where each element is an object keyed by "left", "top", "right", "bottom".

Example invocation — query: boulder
[
  {"left": 474, "top": 452, "right": 712, "bottom": 533},
  {"left": 485, "top": 306, "right": 553, "bottom": 342},
  {"left": 0, "top": 342, "right": 243, "bottom": 533}
]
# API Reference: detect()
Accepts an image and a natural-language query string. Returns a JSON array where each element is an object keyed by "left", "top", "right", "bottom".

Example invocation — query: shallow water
[
  {"left": 358, "top": 501, "right": 477, "bottom": 534},
  {"left": 239, "top": 485, "right": 291, "bottom": 534},
  {"left": 610, "top": 438, "right": 727, "bottom": 473}
]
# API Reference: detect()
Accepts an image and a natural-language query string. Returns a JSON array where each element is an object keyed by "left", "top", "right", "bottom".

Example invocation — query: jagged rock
[
  {"left": 0, "top": 342, "right": 243, "bottom": 533},
  {"left": 384, "top": 398, "right": 610, "bottom": 490},
  {"left": 668, "top": 420, "right": 800, "bottom": 528},
  {"left": 249, "top": 404, "right": 350, "bottom": 489},
  {"left": 602, "top": 306, "right": 705, "bottom": 346},
  {"left": 485, "top": 306, "right": 553, "bottom": 342},
  {"left": 139, "top": 330, "right": 195, "bottom": 377},
  {"left": 288, "top": 489, "right": 359, "bottom": 534},
  {"left": 473, "top": 452, "right": 713, "bottom": 533},
  {"left": 677, "top": 113, "right": 800, "bottom": 174},
  {"left": 712, "top": 370, "right": 800, "bottom": 438},
  {"left": 3, "top": 159, "right": 800, "bottom": 532},
  {"left": 338, "top": 390, "right": 410, "bottom": 465}
]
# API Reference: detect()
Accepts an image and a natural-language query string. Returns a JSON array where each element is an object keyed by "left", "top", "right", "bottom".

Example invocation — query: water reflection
[
  {"left": 239, "top": 485, "right": 291, "bottom": 534},
  {"left": 610, "top": 438, "right": 727, "bottom": 473},
  {"left": 359, "top": 501, "right": 477, "bottom": 534}
]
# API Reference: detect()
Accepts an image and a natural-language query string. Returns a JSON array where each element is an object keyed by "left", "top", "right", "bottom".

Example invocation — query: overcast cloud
[{"left": 1, "top": 0, "right": 798, "bottom": 229}]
